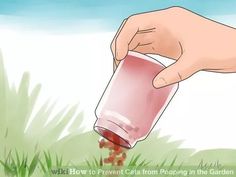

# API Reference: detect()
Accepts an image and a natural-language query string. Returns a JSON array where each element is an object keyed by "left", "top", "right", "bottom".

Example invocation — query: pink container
[{"left": 94, "top": 51, "right": 178, "bottom": 148}]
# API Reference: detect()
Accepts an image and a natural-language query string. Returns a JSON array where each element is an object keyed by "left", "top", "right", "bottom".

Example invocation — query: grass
[
  {"left": 0, "top": 150, "right": 39, "bottom": 177},
  {"left": 0, "top": 150, "right": 66, "bottom": 177},
  {"left": 39, "top": 151, "right": 65, "bottom": 176},
  {"left": 0, "top": 50, "right": 236, "bottom": 176}
]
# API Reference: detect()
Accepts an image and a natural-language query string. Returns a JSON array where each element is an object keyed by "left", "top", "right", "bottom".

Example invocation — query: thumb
[{"left": 153, "top": 56, "right": 199, "bottom": 88}]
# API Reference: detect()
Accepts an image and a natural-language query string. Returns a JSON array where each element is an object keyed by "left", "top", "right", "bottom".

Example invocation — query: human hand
[{"left": 111, "top": 7, "right": 236, "bottom": 88}]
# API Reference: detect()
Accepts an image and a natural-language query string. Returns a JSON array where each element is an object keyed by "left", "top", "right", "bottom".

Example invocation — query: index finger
[
  {"left": 111, "top": 19, "right": 127, "bottom": 71},
  {"left": 111, "top": 19, "right": 127, "bottom": 59},
  {"left": 115, "top": 16, "right": 139, "bottom": 60}
]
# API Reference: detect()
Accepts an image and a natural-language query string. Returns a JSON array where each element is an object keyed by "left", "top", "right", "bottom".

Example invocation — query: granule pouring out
[{"left": 98, "top": 130, "right": 127, "bottom": 167}]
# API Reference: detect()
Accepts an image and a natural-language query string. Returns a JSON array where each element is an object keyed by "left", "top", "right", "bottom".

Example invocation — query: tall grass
[{"left": 0, "top": 50, "right": 86, "bottom": 156}]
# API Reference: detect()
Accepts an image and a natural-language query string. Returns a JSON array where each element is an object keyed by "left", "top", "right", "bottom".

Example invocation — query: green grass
[
  {"left": 0, "top": 150, "right": 39, "bottom": 177},
  {"left": 0, "top": 50, "right": 236, "bottom": 177}
]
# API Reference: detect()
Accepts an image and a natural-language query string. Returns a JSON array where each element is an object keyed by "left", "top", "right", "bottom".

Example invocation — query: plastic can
[{"left": 94, "top": 51, "right": 178, "bottom": 148}]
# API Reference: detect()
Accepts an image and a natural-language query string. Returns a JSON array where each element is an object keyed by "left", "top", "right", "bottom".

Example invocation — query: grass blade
[
  {"left": 169, "top": 155, "right": 177, "bottom": 169},
  {"left": 0, "top": 159, "right": 15, "bottom": 175},
  {"left": 44, "top": 151, "right": 52, "bottom": 170},
  {"left": 28, "top": 153, "right": 40, "bottom": 176},
  {"left": 19, "top": 155, "right": 28, "bottom": 177},
  {"left": 39, "top": 160, "right": 47, "bottom": 174},
  {"left": 15, "top": 149, "right": 20, "bottom": 167},
  {"left": 130, "top": 154, "right": 141, "bottom": 166},
  {"left": 160, "top": 158, "right": 167, "bottom": 168},
  {"left": 86, "top": 159, "right": 92, "bottom": 169},
  {"left": 93, "top": 156, "right": 99, "bottom": 167}
]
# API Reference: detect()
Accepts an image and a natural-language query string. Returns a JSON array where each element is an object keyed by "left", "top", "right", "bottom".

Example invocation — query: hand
[{"left": 111, "top": 6, "right": 236, "bottom": 88}]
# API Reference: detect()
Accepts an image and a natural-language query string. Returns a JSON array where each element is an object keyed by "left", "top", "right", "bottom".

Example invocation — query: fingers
[
  {"left": 132, "top": 44, "right": 155, "bottom": 54},
  {"left": 153, "top": 55, "right": 200, "bottom": 88},
  {"left": 128, "top": 32, "right": 154, "bottom": 53},
  {"left": 111, "top": 19, "right": 127, "bottom": 71},
  {"left": 114, "top": 16, "right": 139, "bottom": 60},
  {"left": 111, "top": 18, "right": 154, "bottom": 71},
  {"left": 111, "top": 19, "right": 127, "bottom": 59},
  {"left": 111, "top": 13, "right": 158, "bottom": 62}
]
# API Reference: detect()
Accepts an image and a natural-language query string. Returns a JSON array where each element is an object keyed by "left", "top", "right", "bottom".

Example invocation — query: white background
[{"left": 0, "top": 15, "right": 236, "bottom": 151}]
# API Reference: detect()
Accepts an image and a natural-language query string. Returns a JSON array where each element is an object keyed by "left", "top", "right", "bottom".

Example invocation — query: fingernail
[
  {"left": 116, "top": 51, "right": 124, "bottom": 60},
  {"left": 153, "top": 77, "right": 167, "bottom": 88}
]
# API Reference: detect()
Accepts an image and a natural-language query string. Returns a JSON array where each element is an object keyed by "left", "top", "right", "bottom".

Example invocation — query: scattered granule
[{"left": 98, "top": 135, "right": 127, "bottom": 167}]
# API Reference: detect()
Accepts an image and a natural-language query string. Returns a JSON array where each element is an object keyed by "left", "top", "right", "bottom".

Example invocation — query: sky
[
  {"left": 0, "top": 0, "right": 236, "bottom": 32},
  {"left": 0, "top": 1, "right": 236, "bottom": 150}
]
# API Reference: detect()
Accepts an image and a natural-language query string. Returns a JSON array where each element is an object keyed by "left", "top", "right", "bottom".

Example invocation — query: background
[{"left": 0, "top": 0, "right": 236, "bottom": 150}]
